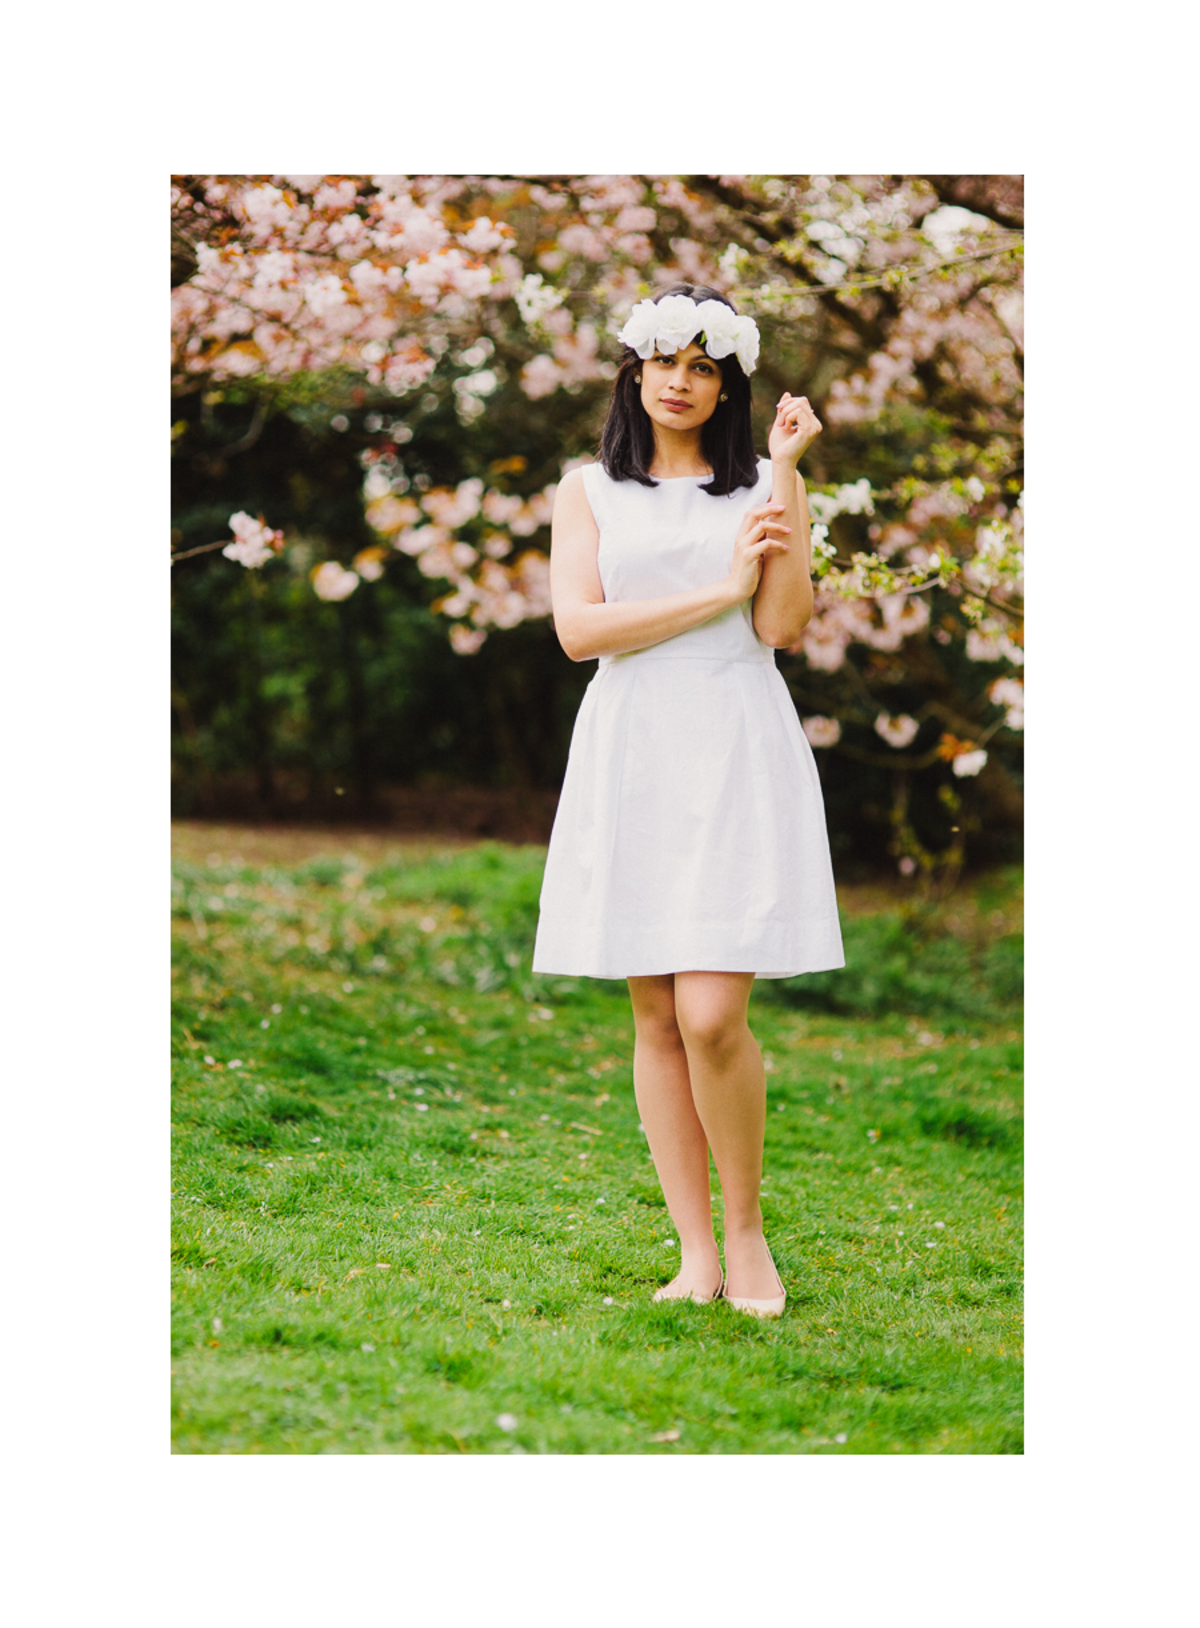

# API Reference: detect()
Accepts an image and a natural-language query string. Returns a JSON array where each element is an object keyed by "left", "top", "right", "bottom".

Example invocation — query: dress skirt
[{"left": 532, "top": 647, "right": 844, "bottom": 979}]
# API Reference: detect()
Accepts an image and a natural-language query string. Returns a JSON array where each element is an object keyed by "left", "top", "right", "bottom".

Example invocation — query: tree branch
[
  {"left": 767, "top": 241, "right": 1023, "bottom": 305},
  {"left": 918, "top": 175, "right": 1024, "bottom": 232},
  {"left": 171, "top": 538, "right": 230, "bottom": 564},
  {"left": 218, "top": 397, "right": 268, "bottom": 458}
]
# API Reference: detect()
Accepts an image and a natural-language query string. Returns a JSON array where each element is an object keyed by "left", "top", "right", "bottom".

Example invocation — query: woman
[{"left": 532, "top": 283, "right": 844, "bottom": 1317}]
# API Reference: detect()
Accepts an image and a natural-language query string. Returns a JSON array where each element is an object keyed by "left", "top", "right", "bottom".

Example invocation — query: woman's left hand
[{"left": 768, "top": 393, "right": 822, "bottom": 465}]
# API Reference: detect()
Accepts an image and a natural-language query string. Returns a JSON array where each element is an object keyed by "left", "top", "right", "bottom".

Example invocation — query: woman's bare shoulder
[
  {"left": 556, "top": 464, "right": 592, "bottom": 498},
  {"left": 553, "top": 464, "right": 598, "bottom": 528}
]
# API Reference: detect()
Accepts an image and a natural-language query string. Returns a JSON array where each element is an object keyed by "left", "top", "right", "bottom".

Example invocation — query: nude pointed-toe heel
[{"left": 725, "top": 1260, "right": 786, "bottom": 1319}]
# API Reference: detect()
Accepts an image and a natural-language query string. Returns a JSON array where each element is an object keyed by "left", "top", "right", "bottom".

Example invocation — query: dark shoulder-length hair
[{"left": 598, "top": 282, "right": 759, "bottom": 497}]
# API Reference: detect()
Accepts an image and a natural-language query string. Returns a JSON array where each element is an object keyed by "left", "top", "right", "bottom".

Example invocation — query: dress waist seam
[{"left": 598, "top": 652, "right": 776, "bottom": 668}]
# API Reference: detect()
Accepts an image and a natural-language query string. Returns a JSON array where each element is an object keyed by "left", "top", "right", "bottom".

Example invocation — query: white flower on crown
[
  {"left": 693, "top": 299, "right": 739, "bottom": 359},
  {"left": 617, "top": 295, "right": 760, "bottom": 373},
  {"left": 618, "top": 299, "right": 664, "bottom": 358},
  {"left": 653, "top": 294, "right": 704, "bottom": 353},
  {"left": 732, "top": 315, "right": 760, "bottom": 374}
]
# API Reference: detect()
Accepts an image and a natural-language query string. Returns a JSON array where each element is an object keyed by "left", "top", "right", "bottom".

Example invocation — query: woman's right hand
[{"left": 727, "top": 502, "right": 791, "bottom": 602}]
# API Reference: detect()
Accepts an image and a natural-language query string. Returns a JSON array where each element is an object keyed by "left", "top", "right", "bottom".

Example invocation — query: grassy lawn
[{"left": 171, "top": 825, "right": 1023, "bottom": 1454}]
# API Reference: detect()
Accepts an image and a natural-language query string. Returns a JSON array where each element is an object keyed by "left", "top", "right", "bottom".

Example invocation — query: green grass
[{"left": 171, "top": 834, "right": 1023, "bottom": 1454}]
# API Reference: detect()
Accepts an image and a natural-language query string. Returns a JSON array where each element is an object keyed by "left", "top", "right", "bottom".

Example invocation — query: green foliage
[
  {"left": 771, "top": 913, "right": 1022, "bottom": 1022},
  {"left": 171, "top": 365, "right": 596, "bottom": 814},
  {"left": 172, "top": 835, "right": 1022, "bottom": 1454}
]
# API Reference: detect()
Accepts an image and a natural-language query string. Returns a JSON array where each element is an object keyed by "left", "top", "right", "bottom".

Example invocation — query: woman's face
[{"left": 639, "top": 341, "right": 723, "bottom": 434}]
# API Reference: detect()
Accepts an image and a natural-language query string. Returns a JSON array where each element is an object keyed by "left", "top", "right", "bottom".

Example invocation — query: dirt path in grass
[{"left": 172, "top": 821, "right": 1022, "bottom": 936}]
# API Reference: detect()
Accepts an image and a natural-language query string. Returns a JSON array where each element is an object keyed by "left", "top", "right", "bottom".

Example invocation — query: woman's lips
[{"left": 662, "top": 399, "right": 691, "bottom": 412}]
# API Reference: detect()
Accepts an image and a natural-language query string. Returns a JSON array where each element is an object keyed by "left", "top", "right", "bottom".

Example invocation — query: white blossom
[
  {"left": 952, "top": 749, "right": 988, "bottom": 777},
  {"left": 311, "top": 561, "right": 359, "bottom": 601},
  {"left": 222, "top": 511, "right": 283, "bottom": 569},
  {"left": 808, "top": 479, "right": 874, "bottom": 524},
  {"left": 514, "top": 273, "right": 563, "bottom": 326},
  {"left": 989, "top": 676, "right": 1024, "bottom": 728}
]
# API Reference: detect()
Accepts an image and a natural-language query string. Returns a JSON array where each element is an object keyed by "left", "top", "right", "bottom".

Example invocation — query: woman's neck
[{"left": 648, "top": 426, "right": 711, "bottom": 480}]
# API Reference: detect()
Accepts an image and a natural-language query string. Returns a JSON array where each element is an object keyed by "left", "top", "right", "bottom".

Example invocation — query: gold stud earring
[
  {"left": 634, "top": 374, "right": 641, "bottom": 383},
  {"left": 719, "top": 392, "right": 729, "bottom": 402}
]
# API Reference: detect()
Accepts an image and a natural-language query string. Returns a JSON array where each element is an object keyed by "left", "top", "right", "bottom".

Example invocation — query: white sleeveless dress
[{"left": 532, "top": 459, "right": 845, "bottom": 980}]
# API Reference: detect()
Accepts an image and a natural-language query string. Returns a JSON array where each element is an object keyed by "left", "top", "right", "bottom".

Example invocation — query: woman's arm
[
  {"left": 751, "top": 394, "right": 822, "bottom": 649},
  {"left": 549, "top": 468, "right": 787, "bottom": 662}
]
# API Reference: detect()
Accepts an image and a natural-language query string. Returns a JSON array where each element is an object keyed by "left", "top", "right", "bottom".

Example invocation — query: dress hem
[{"left": 531, "top": 957, "right": 846, "bottom": 981}]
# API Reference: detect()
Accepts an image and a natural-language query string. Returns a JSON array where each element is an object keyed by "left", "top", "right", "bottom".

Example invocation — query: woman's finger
[{"left": 738, "top": 504, "right": 787, "bottom": 534}]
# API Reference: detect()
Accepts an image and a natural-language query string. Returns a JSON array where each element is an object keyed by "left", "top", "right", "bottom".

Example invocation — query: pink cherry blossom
[
  {"left": 803, "top": 716, "right": 841, "bottom": 748},
  {"left": 311, "top": 561, "right": 359, "bottom": 601},
  {"left": 365, "top": 495, "right": 422, "bottom": 536},
  {"left": 352, "top": 549, "right": 386, "bottom": 582},
  {"left": 450, "top": 625, "right": 487, "bottom": 655},
  {"left": 520, "top": 354, "right": 563, "bottom": 400},
  {"left": 875, "top": 713, "right": 920, "bottom": 748},
  {"left": 175, "top": 173, "right": 1022, "bottom": 744},
  {"left": 422, "top": 479, "right": 484, "bottom": 528}
]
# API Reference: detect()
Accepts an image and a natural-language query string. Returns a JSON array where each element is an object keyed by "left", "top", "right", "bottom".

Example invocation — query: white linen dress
[{"left": 531, "top": 458, "right": 845, "bottom": 980}]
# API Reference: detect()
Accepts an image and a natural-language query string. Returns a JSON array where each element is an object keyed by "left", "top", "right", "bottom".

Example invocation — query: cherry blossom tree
[{"left": 172, "top": 174, "right": 1023, "bottom": 874}]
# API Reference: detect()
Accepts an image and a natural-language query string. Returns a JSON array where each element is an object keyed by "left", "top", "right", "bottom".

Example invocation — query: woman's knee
[
  {"left": 628, "top": 976, "right": 683, "bottom": 1048},
  {"left": 673, "top": 972, "right": 754, "bottom": 1055},
  {"left": 674, "top": 1002, "right": 747, "bottom": 1056}
]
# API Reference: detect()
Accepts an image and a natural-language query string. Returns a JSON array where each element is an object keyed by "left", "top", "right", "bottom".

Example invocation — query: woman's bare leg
[
  {"left": 627, "top": 974, "right": 723, "bottom": 1298},
  {"left": 672, "top": 971, "right": 780, "bottom": 1302}
]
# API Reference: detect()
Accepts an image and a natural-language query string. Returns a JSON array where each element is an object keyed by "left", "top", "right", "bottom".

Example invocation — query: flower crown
[{"left": 617, "top": 294, "right": 760, "bottom": 375}]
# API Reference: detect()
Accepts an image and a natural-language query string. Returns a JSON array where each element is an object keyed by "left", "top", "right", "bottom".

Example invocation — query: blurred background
[{"left": 171, "top": 174, "right": 1023, "bottom": 888}]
